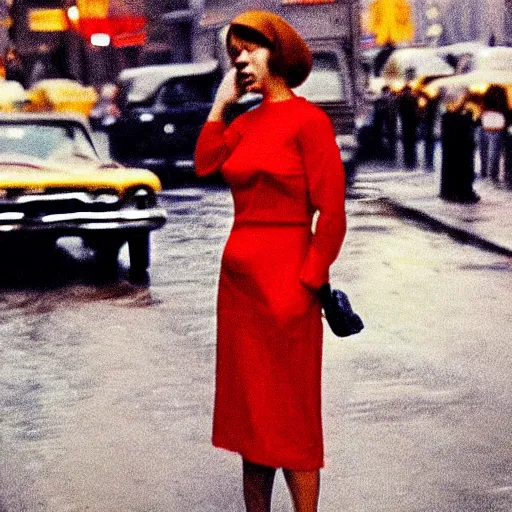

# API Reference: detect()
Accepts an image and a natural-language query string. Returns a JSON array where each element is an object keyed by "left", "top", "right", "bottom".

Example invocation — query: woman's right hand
[{"left": 208, "top": 68, "right": 241, "bottom": 122}]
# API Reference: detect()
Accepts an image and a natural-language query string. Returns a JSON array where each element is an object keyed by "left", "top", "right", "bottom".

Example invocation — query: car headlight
[
  {"left": 139, "top": 113, "right": 155, "bottom": 123},
  {"left": 124, "top": 188, "right": 157, "bottom": 209},
  {"left": 94, "top": 192, "right": 119, "bottom": 204}
]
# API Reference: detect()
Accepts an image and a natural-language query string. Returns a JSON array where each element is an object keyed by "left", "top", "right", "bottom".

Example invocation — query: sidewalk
[{"left": 355, "top": 166, "right": 512, "bottom": 257}]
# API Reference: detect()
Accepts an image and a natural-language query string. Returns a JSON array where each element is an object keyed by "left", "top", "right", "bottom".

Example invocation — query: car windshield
[
  {"left": 383, "top": 51, "right": 454, "bottom": 80},
  {"left": 157, "top": 75, "right": 217, "bottom": 105},
  {"left": 0, "top": 123, "right": 98, "bottom": 166},
  {"left": 293, "top": 52, "right": 349, "bottom": 102}
]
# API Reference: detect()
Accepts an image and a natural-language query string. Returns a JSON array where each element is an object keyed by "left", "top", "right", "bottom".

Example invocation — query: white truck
[{"left": 196, "top": 0, "right": 363, "bottom": 183}]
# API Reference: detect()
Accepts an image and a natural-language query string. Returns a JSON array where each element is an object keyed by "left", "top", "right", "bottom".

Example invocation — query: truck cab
[{"left": 198, "top": 0, "right": 362, "bottom": 185}]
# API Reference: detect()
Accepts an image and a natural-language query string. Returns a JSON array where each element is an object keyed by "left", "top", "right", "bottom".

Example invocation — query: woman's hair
[
  {"left": 483, "top": 85, "right": 508, "bottom": 112},
  {"left": 227, "top": 24, "right": 281, "bottom": 78},
  {"left": 226, "top": 10, "right": 312, "bottom": 88}
]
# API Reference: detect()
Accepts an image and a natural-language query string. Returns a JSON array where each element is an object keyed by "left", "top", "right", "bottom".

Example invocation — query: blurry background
[{"left": 0, "top": 0, "right": 510, "bottom": 90}]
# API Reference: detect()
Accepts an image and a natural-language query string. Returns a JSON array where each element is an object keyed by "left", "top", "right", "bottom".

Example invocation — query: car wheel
[
  {"left": 95, "top": 239, "right": 122, "bottom": 278},
  {"left": 128, "top": 232, "right": 150, "bottom": 281}
]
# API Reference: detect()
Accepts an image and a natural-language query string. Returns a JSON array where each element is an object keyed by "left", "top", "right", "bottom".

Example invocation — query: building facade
[
  {"left": 506, "top": 0, "right": 512, "bottom": 44},
  {"left": 434, "top": 0, "right": 505, "bottom": 45}
]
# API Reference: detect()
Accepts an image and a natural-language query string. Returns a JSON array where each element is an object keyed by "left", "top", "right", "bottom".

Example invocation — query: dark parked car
[
  {"left": 108, "top": 60, "right": 222, "bottom": 185},
  {"left": 109, "top": 53, "right": 359, "bottom": 186}
]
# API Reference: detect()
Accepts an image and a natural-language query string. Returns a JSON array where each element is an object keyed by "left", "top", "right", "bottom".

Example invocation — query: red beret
[{"left": 227, "top": 10, "right": 312, "bottom": 88}]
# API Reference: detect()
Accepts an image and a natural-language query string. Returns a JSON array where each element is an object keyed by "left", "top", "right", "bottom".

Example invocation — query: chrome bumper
[
  {"left": 120, "top": 157, "right": 195, "bottom": 172},
  {"left": 0, "top": 208, "right": 167, "bottom": 233}
]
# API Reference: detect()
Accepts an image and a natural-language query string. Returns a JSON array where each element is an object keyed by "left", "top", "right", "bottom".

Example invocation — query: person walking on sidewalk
[
  {"left": 4, "top": 45, "right": 26, "bottom": 87},
  {"left": 398, "top": 83, "right": 419, "bottom": 169},
  {"left": 479, "top": 85, "right": 508, "bottom": 181},
  {"left": 440, "top": 89, "right": 479, "bottom": 203},
  {"left": 194, "top": 10, "right": 346, "bottom": 512},
  {"left": 504, "top": 108, "right": 512, "bottom": 188},
  {"left": 374, "top": 85, "right": 398, "bottom": 160}
]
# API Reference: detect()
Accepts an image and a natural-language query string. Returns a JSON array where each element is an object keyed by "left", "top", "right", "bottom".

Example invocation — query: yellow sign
[
  {"left": 369, "top": 0, "right": 414, "bottom": 45},
  {"left": 76, "top": 0, "right": 110, "bottom": 18},
  {"left": 29, "top": 9, "right": 68, "bottom": 32}
]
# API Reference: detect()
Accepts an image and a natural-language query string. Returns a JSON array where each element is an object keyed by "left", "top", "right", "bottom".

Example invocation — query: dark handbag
[{"left": 319, "top": 284, "right": 364, "bottom": 338}]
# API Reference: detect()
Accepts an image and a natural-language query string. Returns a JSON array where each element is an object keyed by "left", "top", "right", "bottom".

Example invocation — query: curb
[{"left": 382, "top": 197, "right": 512, "bottom": 258}]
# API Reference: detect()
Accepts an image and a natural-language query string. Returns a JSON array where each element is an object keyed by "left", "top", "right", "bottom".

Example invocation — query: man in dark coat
[
  {"left": 440, "top": 91, "right": 479, "bottom": 203},
  {"left": 5, "top": 46, "right": 26, "bottom": 87},
  {"left": 399, "top": 84, "right": 419, "bottom": 168}
]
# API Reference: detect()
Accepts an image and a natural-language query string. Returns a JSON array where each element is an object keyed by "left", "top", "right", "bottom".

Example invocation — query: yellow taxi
[
  {"left": 26, "top": 79, "right": 99, "bottom": 116},
  {"left": 0, "top": 112, "right": 167, "bottom": 279},
  {"left": 423, "top": 47, "right": 512, "bottom": 118}
]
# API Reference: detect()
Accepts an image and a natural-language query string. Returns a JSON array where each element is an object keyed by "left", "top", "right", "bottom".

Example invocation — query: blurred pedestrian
[
  {"left": 195, "top": 10, "right": 346, "bottom": 512},
  {"left": 440, "top": 89, "right": 479, "bottom": 202},
  {"left": 398, "top": 84, "right": 419, "bottom": 168},
  {"left": 423, "top": 95, "right": 439, "bottom": 170},
  {"left": 27, "top": 44, "right": 61, "bottom": 87},
  {"left": 89, "top": 83, "right": 120, "bottom": 131},
  {"left": 374, "top": 85, "right": 398, "bottom": 159},
  {"left": 504, "top": 109, "right": 512, "bottom": 188},
  {"left": 5, "top": 45, "right": 26, "bottom": 88},
  {"left": 374, "top": 43, "right": 395, "bottom": 76},
  {"left": 479, "top": 85, "right": 508, "bottom": 181}
]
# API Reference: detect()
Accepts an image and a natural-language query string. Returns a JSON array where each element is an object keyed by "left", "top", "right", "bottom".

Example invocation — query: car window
[
  {"left": 456, "top": 54, "right": 475, "bottom": 74},
  {"left": 54, "top": 126, "right": 98, "bottom": 161},
  {"left": 157, "top": 76, "right": 215, "bottom": 105},
  {"left": 382, "top": 51, "right": 454, "bottom": 80},
  {"left": 293, "top": 51, "right": 349, "bottom": 102},
  {"left": 0, "top": 124, "right": 98, "bottom": 163},
  {"left": 313, "top": 52, "right": 340, "bottom": 72}
]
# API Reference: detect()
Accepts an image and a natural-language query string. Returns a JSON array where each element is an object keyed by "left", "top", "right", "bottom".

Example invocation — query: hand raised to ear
[{"left": 207, "top": 68, "right": 243, "bottom": 122}]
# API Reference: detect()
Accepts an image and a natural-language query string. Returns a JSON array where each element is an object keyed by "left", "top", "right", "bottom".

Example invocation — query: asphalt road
[{"left": 0, "top": 182, "right": 511, "bottom": 511}]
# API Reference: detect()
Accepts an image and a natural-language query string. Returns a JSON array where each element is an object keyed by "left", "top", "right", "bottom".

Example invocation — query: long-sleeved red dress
[{"left": 195, "top": 96, "right": 346, "bottom": 470}]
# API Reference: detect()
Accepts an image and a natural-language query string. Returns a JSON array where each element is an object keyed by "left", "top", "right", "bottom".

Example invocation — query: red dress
[{"left": 195, "top": 96, "right": 346, "bottom": 470}]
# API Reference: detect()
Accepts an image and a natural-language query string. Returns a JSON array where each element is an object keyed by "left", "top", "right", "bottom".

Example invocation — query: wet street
[{"left": 0, "top": 181, "right": 511, "bottom": 511}]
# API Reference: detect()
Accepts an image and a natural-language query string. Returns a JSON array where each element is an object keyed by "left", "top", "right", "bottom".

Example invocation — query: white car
[
  {"left": 424, "top": 46, "right": 512, "bottom": 110},
  {"left": 379, "top": 47, "right": 454, "bottom": 93}
]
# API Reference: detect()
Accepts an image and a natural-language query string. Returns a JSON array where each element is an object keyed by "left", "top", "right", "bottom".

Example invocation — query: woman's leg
[
  {"left": 489, "top": 131, "right": 503, "bottom": 181},
  {"left": 480, "top": 128, "right": 489, "bottom": 178},
  {"left": 283, "top": 469, "right": 320, "bottom": 512},
  {"left": 243, "top": 459, "right": 276, "bottom": 512}
]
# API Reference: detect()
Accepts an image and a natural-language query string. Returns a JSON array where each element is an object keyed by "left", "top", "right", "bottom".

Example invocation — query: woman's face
[{"left": 229, "top": 36, "right": 272, "bottom": 94}]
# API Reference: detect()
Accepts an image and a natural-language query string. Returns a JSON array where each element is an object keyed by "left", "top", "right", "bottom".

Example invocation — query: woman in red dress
[{"left": 195, "top": 10, "right": 346, "bottom": 512}]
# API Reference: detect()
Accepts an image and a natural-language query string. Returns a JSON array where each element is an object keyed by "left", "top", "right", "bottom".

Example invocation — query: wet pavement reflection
[{"left": 0, "top": 183, "right": 511, "bottom": 511}]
